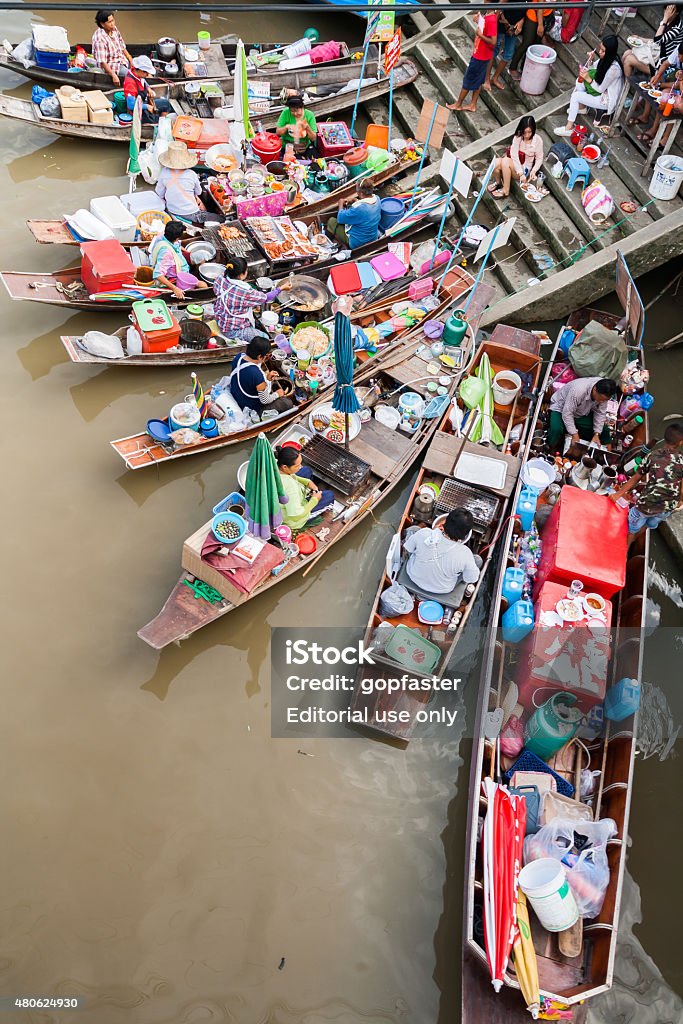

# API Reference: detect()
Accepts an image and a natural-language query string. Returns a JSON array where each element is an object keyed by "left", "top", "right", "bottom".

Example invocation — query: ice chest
[
  {"left": 131, "top": 299, "right": 181, "bottom": 352},
  {"left": 330, "top": 262, "right": 362, "bottom": 295},
  {"left": 83, "top": 90, "right": 114, "bottom": 125},
  {"left": 536, "top": 487, "right": 627, "bottom": 599},
  {"left": 89, "top": 196, "right": 137, "bottom": 244},
  {"left": 80, "top": 239, "right": 135, "bottom": 294},
  {"left": 56, "top": 87, "right": 88, "bottom": 122},
  {"left": 316, "top": 121, "right": 354, "bottom": 157},
  {"left": 409, "top": 277, "right": 434, "bottom": 301},
  {"left": 196, "top": 119, "right": 230, "bottom": 151}
]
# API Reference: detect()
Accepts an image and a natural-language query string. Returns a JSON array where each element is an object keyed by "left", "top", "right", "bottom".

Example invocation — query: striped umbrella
[
  {"left": 191, "top": 372, "right": 209, "bottom": 420},
  {"left": 332, "top": 312, "right": 360, "bottom": 450}
]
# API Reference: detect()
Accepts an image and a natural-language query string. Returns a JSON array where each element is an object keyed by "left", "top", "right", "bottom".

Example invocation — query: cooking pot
[
  {"left": 266, "top": 160, "right": 288, "bottom": 180},
  {"left": 186, "top": 240, "right": 216, "bottom": 266},
  {"left": 199, "top": 262, "right": 226, "bottom": 284},
  {"left": 157, "top": 37, "right": 177, "bottom": 59}
]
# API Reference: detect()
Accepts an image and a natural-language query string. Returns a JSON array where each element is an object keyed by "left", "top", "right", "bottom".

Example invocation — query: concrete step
[{"left": 415, "top": 35, "right": 502, "bottom": 139}]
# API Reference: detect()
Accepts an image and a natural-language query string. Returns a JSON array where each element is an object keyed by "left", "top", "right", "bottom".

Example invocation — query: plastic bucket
[
  {"left": 519, "top": 858, "right": 579, "bottom": 932},
  {"left": 521, "top": 457, "right": 556, "bottom": 493},
  {"left": 492, "top": 370, "right": 522, "bottom": 405},
  {"left": 649, "top": 154, "right": 683, "bottom": 200},
  {"left": 379, "top": 196, "right": 406, "bottom": 231},
  {"left": 520, "top": 45, "right": 557, "bottom": 96},
  {"left": 197, "top": 31, "right": 211, "bottom": 51},
  {"left": 374, "top": 404, "right": 401, "bottom": 429},
  {"left": 251, "top": 132, "right": 282, "bottom": 165},
  {"left": 169, "top": 401, "right": 200, "bottom": 432}
]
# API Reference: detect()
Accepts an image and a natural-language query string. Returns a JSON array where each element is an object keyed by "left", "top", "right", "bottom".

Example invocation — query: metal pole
[
  {"left": 463, "top": 223, "right": 502, "bottom": 314},
  {"left": 430, "top": 156, "right": 459, "bottom": 269}
]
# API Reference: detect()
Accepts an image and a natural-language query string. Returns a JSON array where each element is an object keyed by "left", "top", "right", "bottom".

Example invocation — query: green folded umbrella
[
  {"left": 244, "top": 433, "right": 286, "bottom": 540},
  {"left": 468, "top": 352, "right": 504, "bottom": 446}
]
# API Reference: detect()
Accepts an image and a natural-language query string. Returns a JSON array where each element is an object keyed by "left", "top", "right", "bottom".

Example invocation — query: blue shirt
[
  {"left": 229, "top": 352, "right": 265, "bottom": 413},
  {"left": 337, "top": 196, "right": 382, "bottom": 249}
]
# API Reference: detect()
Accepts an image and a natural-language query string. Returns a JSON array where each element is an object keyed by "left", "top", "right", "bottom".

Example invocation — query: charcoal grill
[
  {"left": 434, "top": 478, "right": 500, "bottom": 534},
  {"left": 203, "top": 225, "right": 254, "bottom": 260},
  {"left": 301, "top": 435, "right": 372, "bottom": 497}
]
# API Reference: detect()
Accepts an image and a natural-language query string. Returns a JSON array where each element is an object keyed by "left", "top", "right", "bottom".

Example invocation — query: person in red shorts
[{"left": 448, "top": 4, "right": 499, "bottom": 112}]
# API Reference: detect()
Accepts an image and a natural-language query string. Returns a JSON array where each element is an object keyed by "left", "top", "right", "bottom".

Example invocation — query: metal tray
[{"left": 453, "top": 451, "right": 507, "bottom": 490}]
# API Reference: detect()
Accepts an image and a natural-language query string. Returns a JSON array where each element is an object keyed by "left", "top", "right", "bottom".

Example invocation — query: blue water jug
[
  {"left": 502, "top": 600, "right": 535, "bottom": 644},
  {"left": 502, "top": 566, "right": 525, "bottom": 606},
  {"left": 558, "top": 327, "right": 576, "bottom": 356},
  {"left": 604, "top": 677, "right": 641, "bottom": 721},
  {"left": 637, "top": 392, "right": 654, "bottom": 411},
  {"left": 516, "top": 487, "right": 538, "bottom": 532}
]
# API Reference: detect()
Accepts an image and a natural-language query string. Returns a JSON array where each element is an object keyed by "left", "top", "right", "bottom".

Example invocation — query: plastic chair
[
  {"left": 365, "top": 123, "right": 389, "bottom": 150},
  {"left": 563, "top": 157, "right": 591, "bottom": 191}
]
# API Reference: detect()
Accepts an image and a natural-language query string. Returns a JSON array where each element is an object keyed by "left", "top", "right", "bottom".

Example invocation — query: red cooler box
[
  {"left": 517, "top": 579, "right": 612, "bottom": 714},
  {"left": 317, "top": 121, "right": 354, "bottom": 157},
  {"left": 131, "top": 299, "right": 181, "bottom": 353},
  {"left": 80, "top": 239, "right": 135, "bottom": 294},
  {"left": 536, "top": 487, "right": 627, "bottom": 599}
]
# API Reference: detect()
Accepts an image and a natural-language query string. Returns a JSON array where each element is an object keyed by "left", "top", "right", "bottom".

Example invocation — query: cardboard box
[
  {"left": 56, "top": 88, "right": 88, "bottom": 123},
  {"left": 181, "top": 523, "right": 247, "bottom": 606},
  {"left": 83, "top": 90, "right": 114, "bottom": 125}
]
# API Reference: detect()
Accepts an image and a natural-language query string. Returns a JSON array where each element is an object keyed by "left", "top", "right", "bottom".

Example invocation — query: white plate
[
  {"left": 453, "top": 452, "right": 508, "bottom": 490},
  {"left": 556, "top": 599, "right": 583, "bottom": 623},
  {"left": 627, "top": 35, "right": 643, "bottom": 46},
  {"left": 308, "top": 403, "right": 362, "bottom": 440}
]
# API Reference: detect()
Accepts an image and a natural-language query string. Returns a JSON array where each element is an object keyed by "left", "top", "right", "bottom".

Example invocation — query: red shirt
[
  {"left": 473, "top": 12, "right": 498, "bottom": 61},
  {"left": 123, "top": 70, "right": 150, "bottom": 111}
]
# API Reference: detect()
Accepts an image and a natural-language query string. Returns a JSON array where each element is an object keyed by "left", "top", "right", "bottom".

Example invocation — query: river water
[{"left": 0, "top": 4, "right": 681, "bottom": 1023}]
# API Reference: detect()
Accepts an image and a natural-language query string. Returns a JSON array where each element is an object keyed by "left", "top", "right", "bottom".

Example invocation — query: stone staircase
[{"left": 356, "top": 5, "right": 683, "bottom": 324}]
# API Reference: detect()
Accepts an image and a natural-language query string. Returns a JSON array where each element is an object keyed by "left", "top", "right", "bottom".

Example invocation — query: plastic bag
[
  {"left": 569, "top": 320, "right": 627, "bottom": 379},
  {"left": 138, "top": 143, "right": 161, "bottom": 185},
  {"left": 379, "top": 583, "right": 415, "bottom": 617},
  {"left": 40, "top": 95, "right": 61, "bottom": 117},
  {"left": 213, "top": 391, "right": 249, "bottom": 433},
  {"left": 547, "top": 13, "right": 563, "bottom": 41},
  {"left": 524, "top": 817, "right": 616, "bottom": 918},
  {"left": 126, "top": 326, "right": 143, "bottom": 355},
  {"left": 12, "top": 38, "right": 35, "bottom": 68},
  {"left": 31, "top": 85, "right": 53, "bottom": 104},
  {"left": 81, "top": 331, "right": 125, "bottom": 359},
  {"left": 369, "top": 621, "right": 396, "bottom": 654},
  {"left": 499, "top": 714, "right": 524, "bottom": 758}
]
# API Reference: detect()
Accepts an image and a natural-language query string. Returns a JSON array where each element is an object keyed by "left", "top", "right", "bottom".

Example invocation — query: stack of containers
[{"left": 32, "top": 24, "right": 70, "bottom": 71}]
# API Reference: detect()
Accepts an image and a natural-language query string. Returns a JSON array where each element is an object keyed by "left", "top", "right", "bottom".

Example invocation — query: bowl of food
[
  {"left": 648, "top": 88, "right": 662, "bottom": 99},
  {"left": 556, "top": 599, "right": 583, "bottom": 623},
  {"left": 211, "top": 511, "right": 247, "bottom": 544},
  {"left": 205, "top": 144, "right": 238, "bottom": 174},
  {"left": 583, "top": 592, "right": 607, "bottom": 615},
  {"left": 292, "top": 321, "right": 331, "bottom": 360}
]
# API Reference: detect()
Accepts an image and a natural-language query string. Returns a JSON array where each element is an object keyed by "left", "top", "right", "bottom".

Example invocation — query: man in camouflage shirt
[{"left": 611, "top": 422, "right": 683, "bottom": 536}]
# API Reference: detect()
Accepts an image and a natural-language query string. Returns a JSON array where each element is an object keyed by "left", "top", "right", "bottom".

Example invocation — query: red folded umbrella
[{"left": 482, "top": 778, "right": 527, "bottom": 991}]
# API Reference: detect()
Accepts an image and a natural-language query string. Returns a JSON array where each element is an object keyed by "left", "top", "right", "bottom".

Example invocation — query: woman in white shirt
[
  {"left": 554, "top": 35, "right": 624, "bottom": 135},
  {"left": 489, "top": 115, "right": 544, "bottom": 199}
]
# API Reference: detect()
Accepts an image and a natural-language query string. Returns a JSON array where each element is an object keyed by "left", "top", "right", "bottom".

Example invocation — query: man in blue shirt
[{"left": 327, "top": 180, "right": 382, "bottom": 250}]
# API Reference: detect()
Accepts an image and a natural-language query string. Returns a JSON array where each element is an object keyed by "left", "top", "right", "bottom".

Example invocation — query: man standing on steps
[
  {"left": 485, "top": 0, "right": 526, "bottom": 91},
  {"left": 447, "top": 2, "right": 499, "bottom": 113}
]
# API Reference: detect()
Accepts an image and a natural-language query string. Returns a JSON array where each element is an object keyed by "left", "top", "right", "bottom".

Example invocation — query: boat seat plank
[
  {"left": 423, "top": 435, "right": 521, "bottom": 499},
  {"left": 385, "top": 354, "right": 444, "bottom": 396},
  {"left": 349, "top": 418, "right": 412, "bottom": 477},
  {"left": 202, "top": 43, "right": 231, "bottom": 78},
  {"left": 27, "top": 219, "right": 73, "bottom": 244}
]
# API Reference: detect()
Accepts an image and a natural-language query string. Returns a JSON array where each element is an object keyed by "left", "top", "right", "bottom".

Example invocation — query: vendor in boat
[
  {"left": 275, "top": 95, "right": 317, "bottom": 155},
  {"left": 327, "top": 180, "right": 382, "bottom": 250},
  {"left": 275, "top": 445, "right": 335, "bottom": 529},
  {"left": 123, "top": 56, "right": 171, "bottom": 123},
  {"left": 229, "top": 338, "right": 295, "bottom": 416},
  {"left": 92, "top": 9, "right": 133, "bottom": 86},
  {"left": 213, "top": 256, "right": 281, "bottom": 343},
  {"left": 150, "top": 220, "right": 208, "bottom": 300},
  {"left": 404, "top": 509, "right": 481, "bottom": 595},
  {"left": 610, "top": 421, "right": 683, "bottom": 537},
  {"left": 548, "top": 377, "right": 616, "bottom": 451},
  {"left": 155, "top": 141, "right": 206, "bottom": 222}
]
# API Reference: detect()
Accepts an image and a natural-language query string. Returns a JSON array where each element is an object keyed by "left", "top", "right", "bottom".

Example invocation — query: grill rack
[
  {"left": 434, "top": 478, "right": 500, "bottom": 533},
  {"left": 301, "top": 435, "right": 372, "bottom": 497}
]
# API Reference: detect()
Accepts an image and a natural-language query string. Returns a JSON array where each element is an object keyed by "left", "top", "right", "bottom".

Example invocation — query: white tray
[{"left": 453, "top": 451, "right": 507, "bottom": 490}]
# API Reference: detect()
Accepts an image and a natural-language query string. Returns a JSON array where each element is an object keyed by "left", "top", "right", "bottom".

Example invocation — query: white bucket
[
  {"left": 492, "top": 370, "right": 522, "bottom": 406},
  {"left": 521, "top": 457, "right": 556, "bottom": 493},
  {"left": 520, "top": 45, "right": 557, "bottom": 96},
  {"left": 649, "top": 155, "right": 683, "bottom": 201},
  {"left": 519, "top": 858, "right": 579, "bottom": 932}
]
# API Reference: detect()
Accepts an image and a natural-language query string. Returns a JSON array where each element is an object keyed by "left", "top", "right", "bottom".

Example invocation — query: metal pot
[
  {"left": 186, "top": 240, "right": 216, "bottom": 266},
  {"left": 199, "top": 262, "right": 226, "bottom": 284},
  {"left": 157, "top": 37, "right": 177, "bottom": 59}
]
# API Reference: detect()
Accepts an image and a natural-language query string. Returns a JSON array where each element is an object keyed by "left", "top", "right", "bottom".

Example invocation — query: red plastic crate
[
  {"left": 80, "top": 239, "right": 135, "bottom": 294},
  {"left": 536, "top": 486, "right": 627, "bottom": 599}
]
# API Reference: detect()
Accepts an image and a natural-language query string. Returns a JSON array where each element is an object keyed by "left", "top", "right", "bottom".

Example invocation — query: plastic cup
[
  {"left": 297, "top": 349, "right": 311, "bottom": 370},
  {"left": 308, "top": 379, "right": 319, "bottom": 393}
]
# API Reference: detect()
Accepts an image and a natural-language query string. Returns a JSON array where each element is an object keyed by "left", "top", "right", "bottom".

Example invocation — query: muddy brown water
[{"left": 1, "top": 5, "right": 681, "bottom": 1023}]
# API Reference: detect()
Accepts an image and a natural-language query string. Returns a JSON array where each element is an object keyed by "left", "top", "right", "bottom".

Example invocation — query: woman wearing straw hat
[{"left": 155, "top": 141, "right": 206, "bottom": 223}]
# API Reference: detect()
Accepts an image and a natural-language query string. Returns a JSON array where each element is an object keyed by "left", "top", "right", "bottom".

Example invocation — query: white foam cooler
[{"left": 89, "top": 195, "right": 138, "bottom": 243}]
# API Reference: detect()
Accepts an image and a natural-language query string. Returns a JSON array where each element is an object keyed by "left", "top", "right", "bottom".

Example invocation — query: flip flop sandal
[
  {"left": 487, "top": 182, "right": 500, "bottom": 193},
  {"left": 636, "top": 131, "right": 654, "bottom": 142},
  {"left": 491, "top": 189, "right": 507, "bottom": 199}
]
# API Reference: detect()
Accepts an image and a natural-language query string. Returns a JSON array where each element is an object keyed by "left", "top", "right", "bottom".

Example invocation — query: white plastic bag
[
  {"left": 524, "top": 818, "right": 616, "bottom": 918},
  {"left": 138, "top": 142, "right": 162, "bottom": 185},
  {"left": 126, "top": 326, "right": 143, "bottom": 355},
  {"left": 379, "top": 583, "right": 415, "bottom": 617},
  {"left": 214, "top": 391, "right": 249, "bottom": 432},
  {"left": 12, "top": 38, "right": 35, "bottom": 67},
  {"left": 81, "top": 331, "right": 125, "bottom": 359}
]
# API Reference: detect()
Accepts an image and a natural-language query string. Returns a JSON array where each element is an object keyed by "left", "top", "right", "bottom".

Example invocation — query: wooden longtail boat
[
  {"left": 462, "top": 253, "right": 648, "bottom": 1021},
  {"left": 138, "top": 329, "right": 478, "bottom": 651},
  {"left": 60, "top": 325, "right": 245, "bottom": 367},
  {"left": 0, "top": 39, "right": 361, "bottom": 91},
  {"left": 351, "top": 324, "right": 546, "bottom": 741},
  {"left": 108, "top": 268, "right": 477, "bottom": 467},
  {"left": 0, "top": 58, "right": 418, "bottom": 143},
  {"left": 24, "top": 151, "right": 425, "bottom": 254}
]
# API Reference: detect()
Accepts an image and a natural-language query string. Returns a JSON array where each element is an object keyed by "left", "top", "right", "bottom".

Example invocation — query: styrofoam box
[
  {"left": 89, "top": 195, "right": 138, "bottom": 244},
  {"left": 119, "top": 190, "right": 166, "bottom": 216}
]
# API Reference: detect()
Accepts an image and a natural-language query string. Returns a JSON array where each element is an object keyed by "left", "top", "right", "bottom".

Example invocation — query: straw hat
[{"left": 159, "top": 140, "right": 199, "bottom": 169}]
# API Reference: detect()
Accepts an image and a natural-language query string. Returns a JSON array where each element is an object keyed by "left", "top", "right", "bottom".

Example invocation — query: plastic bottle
[
  {"left": 501, "top": 600, "right": 535, "bottom": 643},
  {"left": 621, "top": 413, "right": 644, "bottom": 434},
  {"left": 604, "top": 677, "right": 641, "bottom": 721}
]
